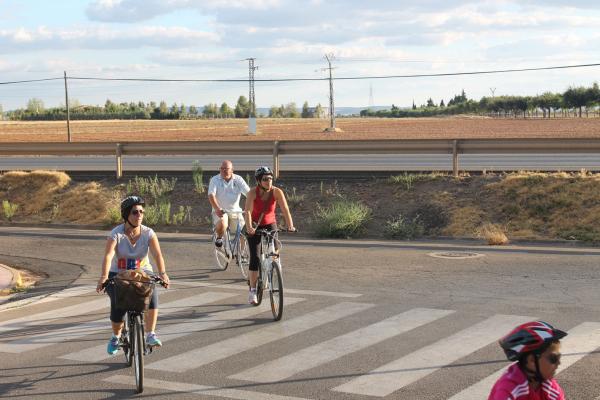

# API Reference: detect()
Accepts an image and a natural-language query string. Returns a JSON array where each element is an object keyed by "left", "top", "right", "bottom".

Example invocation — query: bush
[
  {"left": 389, "top": 172, "right": 443, "bottom": 190},
  {"left": 192, "top": 162, "right": 206, "bottom": 194},
  {"left": 126, "top": 175, "right": 177, "bottom": 201},
  {"left": 476, "top": 223, "right": 509, "bottom": 245},
  {"left": 286, "top": 187, "right": 305, "bottom": 207},
  {"left": 2, "top": 200, "right": 18, "bottom": 221},
  {"left": 314, "top": 200, "right": 371, "bottom": 238},
  {"left": 384, "top": 214, "right": 425, "bottom": 239}
]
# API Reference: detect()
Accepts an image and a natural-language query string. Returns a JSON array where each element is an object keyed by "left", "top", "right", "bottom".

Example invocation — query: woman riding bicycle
[
  {"left": 244, "top": 166, "right": 295, "bottom": 305},
  {"left": 96, "top": 195, "right": 170, "bottom": 355},
  {"left": 488, "top": 321, "right": 567, "bottom": 400}
]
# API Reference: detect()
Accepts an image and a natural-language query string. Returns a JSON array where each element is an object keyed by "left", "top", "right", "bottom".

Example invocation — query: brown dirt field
[{"left": 1, "top": 117, "right": 600, "bottom": 142}]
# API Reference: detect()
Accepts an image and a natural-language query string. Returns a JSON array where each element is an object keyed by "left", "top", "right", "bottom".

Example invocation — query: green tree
[
  {"left": 27, "top": 98, "right": 45, "bottom": 114},
  {"left": 189, "top": 105, "right": 198, "bottom": 116},
  {"left": 439, "top": 99, "right": 445, "bottom": 107},
  {"left": 220, "top": 102, "right": 233, "bottom": 118},
  {"left": 284, "top": 102, "right": 299, "bottom": 118},
  {"left": 314, "top": 103, "right": 324, "bottom": 118},
  {"left": 563, "top": 86, "right": 589, "bottom": 117},
  {"left": 235, "top": 96, "right": 250, "bottom": 118},
  {"left": 301, "top": 101, "right": 311, "bottom": 118},
  {"left": 426, "top": 98, "right": 436, "bottom": 107}
]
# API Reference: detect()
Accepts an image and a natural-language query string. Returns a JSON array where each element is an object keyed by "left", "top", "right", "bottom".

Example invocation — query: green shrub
[
  {"left": 106, "top": 205, "right": 121, "bottom": 226},
  {"left": 384, "top": 214, "right": 425, "bottom": 239},
  {"left": 192, "top": 162, "right": 206, "bottom": 194},
  {"left": 172, "top": 206, "right": 186, "bottom": 225},
  {"left": 389, "top": 172, "right": 441, "bottom": 190},
  {"left": 144, "top": 201, "right": 173, "bottom": 225},
  {"left": 126, "top": 175, "right": 177, "bottom": 200},
  {"left": 286, "top": 187, "right": 305, "bottom": 207},
  {"left": 2, "top": 200, "right": 18, "bottom": 221},
  {"left": 314, "top": 200, "right": 371, "bottom": 238}
]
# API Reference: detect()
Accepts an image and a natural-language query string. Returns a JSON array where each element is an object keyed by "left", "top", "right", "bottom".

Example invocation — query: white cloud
[{"left": 0, "top": 26, "right": 219, "bottom": 52}]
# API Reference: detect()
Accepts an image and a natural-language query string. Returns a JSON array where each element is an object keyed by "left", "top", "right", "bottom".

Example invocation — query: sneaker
[
  {"left": 215, "top": 238, "right": 223, "bottom": 248},
  {"left": 248, "top": 289, "right": 258, "bottom": 305},
  {"left": 146, "top": 332, "right": 162, "bottom": 347},
  {"left": 107, "top": 335, "right": 120, "bottom": 355}
]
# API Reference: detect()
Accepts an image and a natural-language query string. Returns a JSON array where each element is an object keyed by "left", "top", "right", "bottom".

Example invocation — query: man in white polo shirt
[{"left": 208, "top": 160, "right": 250, "bottom": 247}]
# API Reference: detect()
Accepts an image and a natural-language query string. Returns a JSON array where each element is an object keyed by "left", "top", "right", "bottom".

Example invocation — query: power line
[{"left": 1, "top": 62, "right": 600, "bottom": 85}]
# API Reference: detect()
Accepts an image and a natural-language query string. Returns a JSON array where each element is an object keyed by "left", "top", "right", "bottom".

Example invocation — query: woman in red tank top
[{"left": 244, "top": 166, "right": 295, "bottom": 305}]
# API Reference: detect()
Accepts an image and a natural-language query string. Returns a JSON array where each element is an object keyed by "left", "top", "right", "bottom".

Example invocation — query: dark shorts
[{"left": 106, "top": 271, "right": 159, "bottom": 323}]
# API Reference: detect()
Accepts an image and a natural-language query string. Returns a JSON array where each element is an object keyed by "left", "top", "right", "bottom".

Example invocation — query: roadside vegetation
[{"left": 0, "top": 169, "right": 599, "bottom": 244}]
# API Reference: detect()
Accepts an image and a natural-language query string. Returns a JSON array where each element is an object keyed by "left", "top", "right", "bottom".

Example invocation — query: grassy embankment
[{"left": 0, "top": 169, "right": 599, "bottom": 244}]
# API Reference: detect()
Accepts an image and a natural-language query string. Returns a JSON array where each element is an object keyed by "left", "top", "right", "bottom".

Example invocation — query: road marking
[
  {"left": 147, "top": 302, "right": 374, "bottom": 373},
  {"left": 448, "top": 321, "right": 600, "bottom": 400},
  {"left": 0, "top": 284, "right": 98, "bottom": 312},
  {"left": 333, "top": 314, "right": 533, "bottom": 397},
  {"left": 174, "top": 280, "right": 362, "bottom": 298},
  {"left": 0, "top": 292, "right": 235, "bottom": 353},
  {"left": 0, "top": 297, "right": 109, "bottom": 335},
  {"left": 230, "top": 308, "right": 455, "bottom": 383},
  {"left": 105, "top": 375, "right": 312, "bottom": 400},
  {"left": 61, "top": 296, "right": 304, "bottom": 362}
]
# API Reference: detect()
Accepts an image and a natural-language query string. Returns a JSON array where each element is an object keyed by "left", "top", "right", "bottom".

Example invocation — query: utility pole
[
  {"left": 64, "top": 71, "right": 71, "bottom": 142},
  {"left": 490, "top": 87, "right": 496, "bottom": 98},
  {"left": 322, "top": 53, "right": 341, "bottom": 132},
  {"left": 246, "top": 57, "right": 258, "bottom": 134},
  {"left": 369, "top": 83, "right": 374, "bottom": 109}
]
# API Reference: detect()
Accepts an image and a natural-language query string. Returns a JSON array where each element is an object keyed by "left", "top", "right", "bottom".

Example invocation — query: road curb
[{"left": 0, "top": 263, "right": 20, "bottom": 294}]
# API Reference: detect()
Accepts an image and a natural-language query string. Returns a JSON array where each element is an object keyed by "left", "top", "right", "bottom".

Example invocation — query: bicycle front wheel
[
  {"left": 133, "top": 315, "right": 144, "bottom": 393},
  {"left": 123, "top": 314, "right": 133, "bottom": 366},
  {"left": 212, "top": 232, "right": 229, "bottom": 270},
  {"left": 236, "top": 234, "right": 250, "bottom": 279},
  {"left": 269, "top": 261, "right": 284, "bottom": 321}
]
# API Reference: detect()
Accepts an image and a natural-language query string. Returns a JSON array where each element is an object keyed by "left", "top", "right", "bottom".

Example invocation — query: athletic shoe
[
  {"left": 215, "top": 238, "right": 223, "bottom": 248},
  {"left": 146, "top": 332, "right": 162, "bottom": 347},
  {"left": 248, "top": 289, "right": 258, "bottom": 305},
  {"left": 107, "top": 335, "right": 120, "bottom": 355}
]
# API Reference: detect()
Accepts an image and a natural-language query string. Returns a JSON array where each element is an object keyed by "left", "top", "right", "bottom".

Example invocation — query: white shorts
[{"left": 212, "top": 211, "right": 245, "bottom": 233}]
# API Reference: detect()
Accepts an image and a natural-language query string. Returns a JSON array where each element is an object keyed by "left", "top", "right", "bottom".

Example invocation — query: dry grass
[
  {"left": 56, "top": 182, "right": 115, "bottom": 224},
  {"left": 0, "top": 171, "right": 71, "bottom": 215},
  {"left": 476, "top": 223, "right": 509, "bottom": 245},
  {"left": 441, "top": 206, "right": 486, "bottom": 237}
]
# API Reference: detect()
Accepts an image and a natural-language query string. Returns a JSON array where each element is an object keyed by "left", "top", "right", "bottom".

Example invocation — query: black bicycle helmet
[
  {"left": 255, "top": 166, "right": 274, "bottom": 181},
  {"left": 121, "top": 195, "right": 145, "bottom": 220}
]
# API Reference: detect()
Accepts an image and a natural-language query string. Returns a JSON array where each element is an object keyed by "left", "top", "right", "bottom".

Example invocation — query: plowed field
[{"left": 1, "top": 117, "right": 599, "bottom": 142}]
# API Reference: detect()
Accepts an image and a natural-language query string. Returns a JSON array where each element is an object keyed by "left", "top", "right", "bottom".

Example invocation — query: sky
[{"left": 1, "top": 0, "right": 600, "bottom": 110}]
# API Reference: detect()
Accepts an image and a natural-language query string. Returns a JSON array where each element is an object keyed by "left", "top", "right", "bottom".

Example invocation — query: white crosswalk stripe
[
  {"left": 147, "top": 301, "right": 374, "bottom": 373},
  {"left": 105, "top": 375, "right": 311, "bottom": 400},
  {"left": 448, "top": 321, "right": 600, "bottom": 400},
  {"left": 0, "top": 292, "right": 236, "bottom": 353},
  {"left": 229, "top": 307, "right": 455, "bottom": 383},
  {"left": 0, "top": 297, "right": 109, "bottom": 335},
  {"left": 332, "top": 314, "right": 533, "bottom": 397},
  {"left": 61, "top": 296, "right": 305, "bottom": 362}
]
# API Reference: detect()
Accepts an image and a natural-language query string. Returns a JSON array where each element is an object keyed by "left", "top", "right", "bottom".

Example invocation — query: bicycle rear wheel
[
  {"left": 269, "top": 261, "right": 284, "bottom": 321},
  {"left": 236, "top": 234, "right": 250, "bottom": 279},
  {"left": 212, "top": 232, "right": 229, "bottom": 270},
  {"left": 133, "top": 315, "right": 144, "bottom": 393}
]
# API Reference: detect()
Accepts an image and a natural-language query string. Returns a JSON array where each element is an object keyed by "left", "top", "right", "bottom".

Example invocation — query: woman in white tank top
[{"left": 96, "top": 195, "right": 170, "bottom": 354}]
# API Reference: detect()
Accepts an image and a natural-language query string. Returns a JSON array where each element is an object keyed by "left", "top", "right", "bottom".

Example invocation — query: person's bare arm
[
  {"left": 149, "top": 235, "right": 169, "bottom": 287},
  {"left": 275, "top": 188, "right": 295, "bottom": 231},
  {"left": 245, "top": 189, "right": 256, "bottom": 235},
  {"left": 96, "top": 238, "right": 116, "bottom": 293}
]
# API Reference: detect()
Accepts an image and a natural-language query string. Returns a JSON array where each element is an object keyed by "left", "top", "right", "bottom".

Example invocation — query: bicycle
[
  {"left": 102, "top": 274, "right": 166, "bottom": 394},
  {"left": 212, "top": 210, "right": 250, "bottom": 279},
  {"left": 253, "top": 228, "right": 294, "bottom": 321}
]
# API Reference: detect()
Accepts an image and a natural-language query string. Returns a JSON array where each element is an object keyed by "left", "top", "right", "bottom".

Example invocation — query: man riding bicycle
[{"left": 208, "top": 160, "right": 250, "bottom": 248}]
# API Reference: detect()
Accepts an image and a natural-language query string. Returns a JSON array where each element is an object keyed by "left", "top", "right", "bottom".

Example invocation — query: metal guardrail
[{"left": 2, "top": 138, "right": 600, "bottom": 179}]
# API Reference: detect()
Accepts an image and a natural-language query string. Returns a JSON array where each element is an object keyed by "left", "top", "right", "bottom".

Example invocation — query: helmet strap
[
  {"left": 522, "top": 354, "right": 544, "bottom": 384},
  {"left": 125, "top": 217, "right": 140, "bottom": 229}
]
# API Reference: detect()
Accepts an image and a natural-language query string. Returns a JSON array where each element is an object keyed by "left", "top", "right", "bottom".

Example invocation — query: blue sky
[{"left": 1, "top": 0, "right": 600, "bottom": 110}]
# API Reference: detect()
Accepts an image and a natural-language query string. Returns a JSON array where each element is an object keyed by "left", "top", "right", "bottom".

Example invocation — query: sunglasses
[
  {"left": 546, "top": 353, "right": 561, "bottom": 364},
  {"left": 261, "top": 177, "right": 273, "bottom": 182},
  {"left": 131, "top": 209, "right": 145, "bottom": 215}
]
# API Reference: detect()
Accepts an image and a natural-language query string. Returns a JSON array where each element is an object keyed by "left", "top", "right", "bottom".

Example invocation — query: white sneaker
[{"left": 248, "top": 289, "right": 258, "bottom": 305}]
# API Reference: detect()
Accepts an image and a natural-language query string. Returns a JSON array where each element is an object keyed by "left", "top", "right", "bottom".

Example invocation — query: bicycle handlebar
[{"left": 101, "top": 274, "right": 167, "bottom": 290}]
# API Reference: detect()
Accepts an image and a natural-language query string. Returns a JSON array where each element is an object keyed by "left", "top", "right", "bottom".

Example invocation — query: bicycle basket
[{"left": 114, "top": 270, "right": 154, "bottom": 312}]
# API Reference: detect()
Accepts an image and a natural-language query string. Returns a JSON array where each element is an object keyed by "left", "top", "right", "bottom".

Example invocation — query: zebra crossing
[{"left": 1, "top": 283, "right": 600, "bottom": 399}]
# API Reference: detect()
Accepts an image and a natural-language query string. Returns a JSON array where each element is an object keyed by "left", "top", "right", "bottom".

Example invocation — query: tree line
[
  {"left": 360, "top": 83, "right": 600, "bottom": 118},
  {"left": 1, "top": 96, "right": 325, "bottom": 121}
]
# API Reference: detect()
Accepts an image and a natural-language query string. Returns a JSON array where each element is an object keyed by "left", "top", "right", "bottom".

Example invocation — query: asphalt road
[
  {"left": 1, "top": 154, "right": 600, "bottom": 172},
  {"left": 0, "top": 227, "right": 599, "bottom": 399}
]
